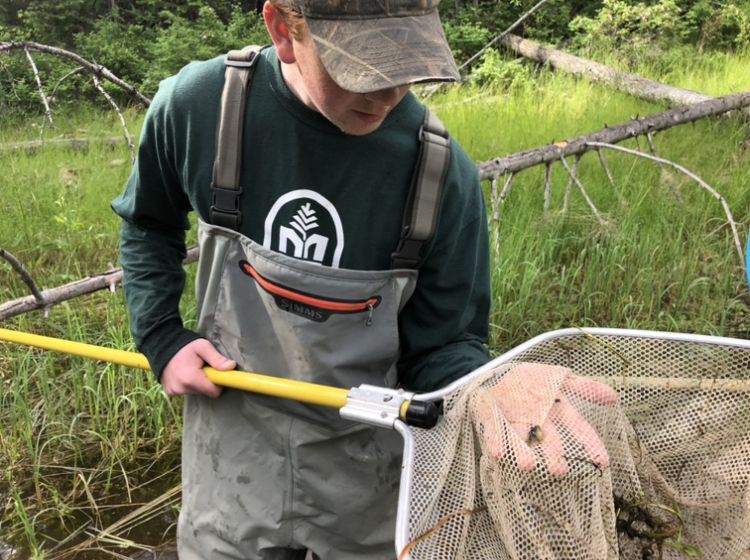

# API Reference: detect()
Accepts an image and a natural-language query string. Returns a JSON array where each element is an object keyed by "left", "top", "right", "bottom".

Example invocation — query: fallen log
[
  {"left": 499, "top": 33, "right": 712, "bottom": 107},
  {"left": 477, "top": 89, "right": 750, "bottom": 180},
  {"left": 0, "top": 247, "right": 199, "bottom": 321},
  {"left": 0, "top": 137, "right": 125, "bottom": 153}
]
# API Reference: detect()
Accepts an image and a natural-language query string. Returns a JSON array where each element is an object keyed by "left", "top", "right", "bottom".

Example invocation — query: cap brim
[{"left": 306, "top": 10, "right": 460, "bottom": 93}]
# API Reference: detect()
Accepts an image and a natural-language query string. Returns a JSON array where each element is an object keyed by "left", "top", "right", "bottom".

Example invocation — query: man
[{"left": 113, "top": 1, "right": 492, "bottom": 558}]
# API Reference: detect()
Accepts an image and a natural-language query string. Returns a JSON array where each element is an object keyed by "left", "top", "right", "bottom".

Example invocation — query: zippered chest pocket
[{"left": 239, "top": 260, "right": 381, "bottom": 324}]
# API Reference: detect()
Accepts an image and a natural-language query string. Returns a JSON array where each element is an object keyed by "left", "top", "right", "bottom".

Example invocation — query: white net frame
[{"left": 394, "top": 328, "right": 750, "bottom": 560}]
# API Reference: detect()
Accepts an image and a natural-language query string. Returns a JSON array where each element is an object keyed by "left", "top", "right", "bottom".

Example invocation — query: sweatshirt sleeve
[
  {"left": 396, "top": 141, "right": 492, "bottom": 392},
  {"left": 111, "top": 78, "right": 201, "bottom": 379}
]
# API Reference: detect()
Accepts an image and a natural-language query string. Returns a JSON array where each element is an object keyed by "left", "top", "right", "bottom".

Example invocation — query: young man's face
[{"left": 289, "top": 34, "right": 411, "bottom": 136}]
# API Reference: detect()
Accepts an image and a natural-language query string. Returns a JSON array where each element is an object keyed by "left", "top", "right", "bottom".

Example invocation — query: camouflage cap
[{"left": 289, "top": 0, "right": 460, "bottom": 93}]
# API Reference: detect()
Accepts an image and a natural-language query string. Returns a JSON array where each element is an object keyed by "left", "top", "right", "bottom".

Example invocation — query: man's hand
[
  {"left": 473, "top": 363, "right": 618, "bottom": 476},
  {"left": 161, "top": 339, "right": 237, "bottom": 398}
]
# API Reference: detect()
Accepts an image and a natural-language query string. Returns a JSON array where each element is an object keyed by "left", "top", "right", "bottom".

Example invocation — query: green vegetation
[
  {"left": 432, "top": 54, "right": 750, "bottom": 350},
  {"left": 2, "top": 0, "right": 749, "bottom": 117},
  {"left": 1, "top": 2, "right": 750, "bottom": 558}
]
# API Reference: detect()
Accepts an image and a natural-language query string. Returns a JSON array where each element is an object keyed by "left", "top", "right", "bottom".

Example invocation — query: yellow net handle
[
  {"left": 0, "top": 327, "right": 442, "bottom": 428},
  {"left": 0, "top": 327, "right": 347, "bottom": 408}
]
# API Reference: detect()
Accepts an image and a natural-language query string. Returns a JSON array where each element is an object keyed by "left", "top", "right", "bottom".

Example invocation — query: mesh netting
[{"left": 401, "top": 332, "right": 750, "bottom": 560}]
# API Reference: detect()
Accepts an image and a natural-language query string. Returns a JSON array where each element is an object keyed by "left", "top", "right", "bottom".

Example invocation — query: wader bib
[{"left": 177, "top": 47, "right": 451, "bottom": 560}]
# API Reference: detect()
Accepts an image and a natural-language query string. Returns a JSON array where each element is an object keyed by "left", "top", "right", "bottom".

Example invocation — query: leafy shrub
[
  {"left": 570, "top": 0, "right": 687, "bottom": 55},
  {"left": 569, "top": 0, "right": 750, "bottom": 56},
  {"left": 224, "top": 6, "right": 269, "bottom": 49},
  {"left": 696, "top": 2, "right": 750, "bottom": 51},
  {"left": 75, "top": 19, "right": 157, "bottom": 90},
  {"left": 442, "top": 6, "right": 493, "bottom": 63},
  {"left": 16, "top": 0, "right": 95, "bottom": 48},
  {"left": 1, "top": 5, "right": 269, "bottom": 118},
  {"left": 141, "top": 6, "right": 267, "bottom": 95},
  {"left": 468, "top": 48, "right": 534, "bottom": 91},
  {"left": 0, "top": 48, "right": 89, "bottom": 120}
]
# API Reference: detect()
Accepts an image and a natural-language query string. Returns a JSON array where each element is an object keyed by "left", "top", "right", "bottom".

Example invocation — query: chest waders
[{"left": 178, "top": 46, "right": 451, "bottom": 560}]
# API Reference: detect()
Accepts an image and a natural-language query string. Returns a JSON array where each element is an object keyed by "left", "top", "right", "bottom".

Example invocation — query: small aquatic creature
[{"left": 528, "top": 425, "right": 544, "bottom": 445}]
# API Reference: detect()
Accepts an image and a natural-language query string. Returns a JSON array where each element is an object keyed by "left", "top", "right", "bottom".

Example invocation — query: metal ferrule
[{"left": 340, "top": 384, "right": 415, "bottom": 429}]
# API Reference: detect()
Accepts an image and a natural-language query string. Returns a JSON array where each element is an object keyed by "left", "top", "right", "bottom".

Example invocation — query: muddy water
[{"left": 2, "top": 450, "right": 182, "bottom": 560}]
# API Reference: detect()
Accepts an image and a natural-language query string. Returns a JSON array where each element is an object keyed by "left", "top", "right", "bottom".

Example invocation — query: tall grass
[
  {"left": 1, "top": 109, "right": 184, "bottom": 558},
  {"left": 432, "top": 50, "right": 750, "bottom": 352},
  {"left": 1, "top": 48, "right": 750, "bottom": 557}
]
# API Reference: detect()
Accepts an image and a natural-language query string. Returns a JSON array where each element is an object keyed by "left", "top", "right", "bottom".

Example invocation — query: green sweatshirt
[{"left": 112, "top": 47, "right": 490, "bottom": 392}]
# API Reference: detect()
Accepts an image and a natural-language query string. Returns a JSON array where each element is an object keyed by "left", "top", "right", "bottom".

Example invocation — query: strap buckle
[
  {"left": 225, "top": 49, "right": 259, "bottom": 68},
  {"left": 391, "top": 227, "right": 423, "bottom": 269},
  {"left": 210, "top": 184, "right": 243, "bottom": 229}
]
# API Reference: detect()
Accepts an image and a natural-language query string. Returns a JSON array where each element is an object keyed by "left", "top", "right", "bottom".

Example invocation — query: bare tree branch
[
  {"left": 92, "top": 74, "right": 135, "bottom": 163},
  {"left": 422, "top": 0, "right": 553, "bottom": 98},
  {"left": 23, "top": 47, "right": 54, "bottom": 127},
  {"left": 499, "top": 173, "right": 516, "bottom": 206},
  {"left": 558, "top": 156, "right": 606, "bottom": 225},
  {"left": 490, "top": 176, "right": 499, "bottom": 224},
  {"left": 0, "top": 137, "right": 124, "bottom": 153},
  {"left": 586, "top": 141, "right": 744, "bottom": 268},
  {"left": 1, "top": 41, "right": 151, "bottom": 107},
  {"left": 595, "top": 149, "right": 615, "bottom": 190},
  {"left": 477, "top": 90, "right": 750, "bottom": 181},
  {"left": 493, "top": 173, "right": 516, "bottom": 225},
  {"left": 646, "top": 131, "right": 683, "bottom": 202},
  {"left": 543, "top": 163, "right": 553, "bottom": 212},
  {"left": 457, "top": 0, "right": 553, "bottom": 73},
  {"left": 0, "top": 247, "right": 45, "bottom": 304},
  {"left": 562, "top": 155, "right": 582, "bottom": 213},
  {"left": 50, "top": 66, "right": 84, "bottom": 99},
  {"left": 0, "top": 247, "right": 199, "bottom": 322}
]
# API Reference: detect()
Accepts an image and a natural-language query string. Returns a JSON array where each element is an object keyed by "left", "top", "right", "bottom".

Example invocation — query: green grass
[
  {"left": 427, "top": 49, "right": 750, "bottom": 352},
  {"left": 0, "top": 108, "right": 185, "bottom": 558},
  {"left": 1, "top": 48, "right": 750, "bottom": 557}
]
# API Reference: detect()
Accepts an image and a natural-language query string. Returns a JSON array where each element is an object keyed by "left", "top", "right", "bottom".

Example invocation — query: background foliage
[{"left": 1, "top": 0, "right": 750, "bottom": 119}]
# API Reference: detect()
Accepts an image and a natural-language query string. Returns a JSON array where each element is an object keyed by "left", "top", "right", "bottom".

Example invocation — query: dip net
[{"left": 398, "top": 330, "right": 750, "bottom": 560}]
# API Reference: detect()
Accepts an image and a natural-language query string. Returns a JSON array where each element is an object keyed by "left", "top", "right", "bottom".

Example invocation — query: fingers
[
  {"left": 161, "top": 339, "right": 233, "bottom": 398},
  {"left": 507, "top": 423, "right": 537, "bottom": 472},
  {"left": 537, "top": 421, "right": 568, "bottom": 476},
  {"left": 550, "top": 397, "right": 610, "bottom": 469},
  {"left": 479, "top": 397, "right": 608, "bottom": 475},
  {"left": 476, "top": 393, "right": 538, "bottom": 470},
  {"left": 563, "top": 375, "right": 619, "bottom": 406},
  {"left": 477, "top": 368, "right": 615, "bottom": 475},
  {"left": 475, "top": 394, "right": 538, "bottom": 470},
  {"left": 193, "top": 339, "right": 237, "bottom": 371},
  {"left": 474, "top": 393, "right": 508, "bottom": 461},
  {"left": 184, "top": 369, "right": 224, "bottom": 399}
]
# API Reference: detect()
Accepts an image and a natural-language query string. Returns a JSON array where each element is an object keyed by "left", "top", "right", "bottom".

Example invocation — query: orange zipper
[{"left": 239, "top": 260, "right": 381, "bottom": 314}]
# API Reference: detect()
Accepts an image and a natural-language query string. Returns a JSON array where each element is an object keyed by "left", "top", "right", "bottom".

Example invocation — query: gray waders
[{"left": 177, "top": 46, "right": 451, "bottom": 560}]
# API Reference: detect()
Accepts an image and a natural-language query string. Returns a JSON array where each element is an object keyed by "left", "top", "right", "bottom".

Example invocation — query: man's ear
[{"left": 263, "top": 2, "right": 296, "bottom": 63}]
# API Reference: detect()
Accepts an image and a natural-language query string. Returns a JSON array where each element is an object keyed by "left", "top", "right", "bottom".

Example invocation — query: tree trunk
[
  {"left": 0, "top": 137, "right": 124, "bottom": 153},
  {"left": 499, "top": 33, "right": 713, "bottom": 107},
  {"left": 477, "top": 90, "right": 750, "bottom": 180},
  {"left": 0, "top": 248, "right": 199, "bottom": 321}
]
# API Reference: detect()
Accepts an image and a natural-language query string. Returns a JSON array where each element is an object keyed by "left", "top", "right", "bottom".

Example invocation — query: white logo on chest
[
  {"left": 279, "top": 202, "right": 328, "bottom": 262},
  {"left": 263, "top": 189, "right": 344, "bottom": 267}
]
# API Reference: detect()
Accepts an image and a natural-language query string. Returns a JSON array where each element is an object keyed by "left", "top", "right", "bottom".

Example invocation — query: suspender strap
[
  {"left": 391, "top": 110, "right": 452, "bottom": 269},
  {"left": 210, "top": 45, "right": 262, "bottom": 230}
]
